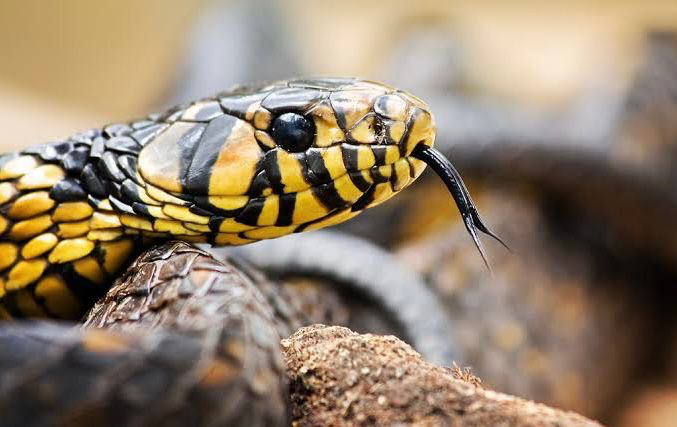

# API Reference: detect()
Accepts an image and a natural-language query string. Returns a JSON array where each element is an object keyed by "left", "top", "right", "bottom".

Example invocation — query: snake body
[
  {"left": 0, "top": 77, "right": 436, "bottom": 320},
  {"left": 0, "top": 242, "right": 289, "bottom": 427},
  {"left": 0, "top": 77, "right": 504, "bottom": 425}
]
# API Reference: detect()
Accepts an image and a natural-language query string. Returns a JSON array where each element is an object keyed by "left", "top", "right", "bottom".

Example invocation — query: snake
[
  {"left": 0, "top": 77, "right": 501, "bottom": 424},
  {"left": 0, "top": 76, "right": 501, "bottom": 319}
]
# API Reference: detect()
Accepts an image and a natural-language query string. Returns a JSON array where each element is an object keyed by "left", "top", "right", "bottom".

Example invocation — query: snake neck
[
  {"left": 12, "top": 117, "right": 255, "bottom": 245},
  {"left": 0, "top": 119, "right": 176, "bottom": 319}
]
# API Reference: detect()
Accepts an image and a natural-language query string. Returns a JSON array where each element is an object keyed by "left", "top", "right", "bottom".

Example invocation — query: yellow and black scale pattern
[{"left": 0, "top": 77, "right": 435, "bottom": 319}]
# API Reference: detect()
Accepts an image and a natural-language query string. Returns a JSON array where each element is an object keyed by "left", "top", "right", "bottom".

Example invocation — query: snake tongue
[{"left": 411, "top": 144, "right": 509, "bottom": 271}]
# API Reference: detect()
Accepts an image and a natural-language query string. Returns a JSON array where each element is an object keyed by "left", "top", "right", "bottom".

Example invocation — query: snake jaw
[{"left": 411, "top": 143, "right": 509, "bottom": 271}]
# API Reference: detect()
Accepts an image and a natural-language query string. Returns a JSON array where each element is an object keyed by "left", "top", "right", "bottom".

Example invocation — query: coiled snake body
[{"left": 0, "top": 77, "right": 499, "bottom": 425}]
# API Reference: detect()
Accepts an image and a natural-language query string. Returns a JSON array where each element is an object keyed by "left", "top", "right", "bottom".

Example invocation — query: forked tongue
[{"left": 411, "top": 144, "right": 509, "bottom": 272}]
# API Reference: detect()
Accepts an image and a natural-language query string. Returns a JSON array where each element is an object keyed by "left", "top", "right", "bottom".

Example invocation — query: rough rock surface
[{"left": 282, "top": 325, "right": 603, "bottom": 427}]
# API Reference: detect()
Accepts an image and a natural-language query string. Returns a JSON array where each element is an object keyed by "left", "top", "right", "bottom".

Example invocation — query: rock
[{"left": 283, "top": 324, "right": 603, "bottom": 427}]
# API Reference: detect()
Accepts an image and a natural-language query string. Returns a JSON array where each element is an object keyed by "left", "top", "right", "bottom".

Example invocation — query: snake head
[
  {"left": 135, "top": 77, "right": 502, "bottom": 264},
  {"left": 136, "top": 77, "right": 436, "bottom": 243}
]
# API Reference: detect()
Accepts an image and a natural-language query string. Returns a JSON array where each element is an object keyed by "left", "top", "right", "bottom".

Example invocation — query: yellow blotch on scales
[
  {"left": 35, "top": 274, "right": 81, "bottom": 319},
  {"left": 8, "top": 215, "right": 53, "bottom": 240},
  {"left": 348, "top": 115, "right": 377, "bottom": 144},
  {"left": 292, "top": 190, "right": 329, "bottom": 224},
  {"left": 137, "top": 122, "right": 201, "bottom": 194},
  {"left": 258, "top": 195, "right": 279, "bottom": 226},
  {"left": 52, "top": 202, "right": 94, "bottom": 222},
  {"left": 0, "top": 182, "right": 18, "bottom": 205},
  {"left": 207, "top": 120, "right": 263, "bottom": 196},
  {"left": 17, "top": 165, "right": 64, "bottom": 190},
  {"left": 90, "top": 212, "right": 122, "bottom": 229},
  {"left": 57, "top": 221, "right": 90, "bottom": 239},
  {"left": 309, "top": 102, "right": 345, "bottom": 147},
  {"left": 275, "top": 150, "right": 307, "bottom": 193},
  {"left": 22, "top": 233, "right": 58, "bottom": 259},
  {"left": 48, "top": 238, "right": 95, "bottom": 264},
  {"left": 356, "top": 146, "right": 375, "bottom": 170},
  {"left": 73, "top": 256, "right": 106, "bottom": 284},
  {"left": 320, "top": 146, "right": 347, "bottom": 179},
  {"left": 0, "top": 156, "right": 39, "bottom": 180},
  {"left": 243, "top": 225, "right": 297, "bottom": 240},
  {"left": 7, "top": 191, "right": 54, "bottom": 219},
  {"left": 6, "top": 258, "right": 47, "bottom": 290},
  {"left": 0, "top": 243, "right": 18, "bottom": 271},
  {"left": 100, "top": 239, "right": 134, "bottom": 274}
]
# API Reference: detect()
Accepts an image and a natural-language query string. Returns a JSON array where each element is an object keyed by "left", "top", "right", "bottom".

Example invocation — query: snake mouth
[{"left": 410, "top": 144, "right": 509, "bottom": 270}]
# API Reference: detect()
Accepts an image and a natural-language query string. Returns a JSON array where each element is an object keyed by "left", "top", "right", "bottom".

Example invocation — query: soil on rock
[{"left": 283, "top": 325, "right": 603, "bottom": 427}]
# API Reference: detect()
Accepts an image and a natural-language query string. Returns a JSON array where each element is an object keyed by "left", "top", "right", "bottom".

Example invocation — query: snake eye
[{"left": 271, "top": 112, "right": 315, "bottom": 152}]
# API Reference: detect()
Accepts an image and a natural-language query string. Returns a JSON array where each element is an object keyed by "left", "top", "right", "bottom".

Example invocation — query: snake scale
[{"left": 0, "top": 77, "right": 500, "bottom": 425}]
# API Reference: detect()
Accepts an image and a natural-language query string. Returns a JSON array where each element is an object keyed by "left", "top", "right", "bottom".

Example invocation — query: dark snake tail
[
  {"left": 0, "top": 242, "right": 288, "bottom": 427},
  {"left": 0, "top": 78, "right": 500, "bottom": 424},
  {"left": 219, "top": 230, "right": 459, "bottom": 365}
]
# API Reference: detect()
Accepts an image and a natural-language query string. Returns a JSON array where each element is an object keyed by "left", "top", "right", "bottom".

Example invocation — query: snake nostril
[{"left": 373, "top": 117, "right": 386, "bottom": 144}]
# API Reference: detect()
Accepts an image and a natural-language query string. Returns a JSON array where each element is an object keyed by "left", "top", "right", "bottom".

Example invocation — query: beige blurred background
[
  {"left": 2, "top": 1, "right": 677, "bottom": 426},
  {"left": 1, "top": 0, "right": 677, "bottom": 147}
]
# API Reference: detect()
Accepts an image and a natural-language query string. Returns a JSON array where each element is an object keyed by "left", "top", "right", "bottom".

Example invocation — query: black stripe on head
[
  {"left": 193, "top": 196, "right": 244, "bottom": 217},
  {"left": 348, "top": 171, "right": 372, "bottom": 192},
  {"left": 406, "top": 157, "right": 417, "bottom": 178},
  {"left": 341, "top": 144, "right": 359, "bottom": 171},
  {"left": 263, "top": 149, "right": 284, "bottom": 193},
  {"left": 398, "top": 108, "right": 419, "bottom": 156},
  {"left": 189, "top": 204, "right": 214, "bottom": 217},
  {"left": 371, "top": 146, "right": 387, "bottom": 166},
  {"left": 184, "top": 114, "right": 238, "bottom": 194},
  {"left": 298, "top": 153, "right": 321, "bottom": 186},
  {"left": 208, "top": 216, "right": 226, "bottom": 232},
  {"left": 351, "top": 185, "right": 375, "bottom": 212},
  {"left": 388, "top": 164, "right": 401, "bottom": 192},
  {"left": 305, "top": 148, "right": 332, "bottom": 184},
  {"left": 369, "top": 167, "right": 390, "bottom": 184},
  {"left": 248, "top": 169, "right": 272, "bottom": 196},
  {"left": 329, "top": 97, "right": 348, "bottom": 131},
  {"left": 312, "top": 181, "right": 346, "bottom": 211},
  {"left": 276, "top": 193, "right": 296, "bottom": 226},
  {"left": 172, "top": 123, "right": 208, "bottom": 189},
  {"left": 236, "top": 198, "right": 265, "bottom": 226}
]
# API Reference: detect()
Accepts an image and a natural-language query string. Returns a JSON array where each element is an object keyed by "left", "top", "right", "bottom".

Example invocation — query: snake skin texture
[
  {"left": 221, "top": 230, "right": 459, "bottom": 365},
  {"left": 0, "top": 77, "right": 435, "bottom": 319},
  {"left": 0, "top": 242, "right": 288, "bottom": 427},
  {"left": 0, "top": 77, "right": 475, "bottom": 426}
]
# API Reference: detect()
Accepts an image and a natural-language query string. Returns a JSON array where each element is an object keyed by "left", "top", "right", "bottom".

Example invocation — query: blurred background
[{"left": 2, "top": 1, "right": 677, "bottom": 425}]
